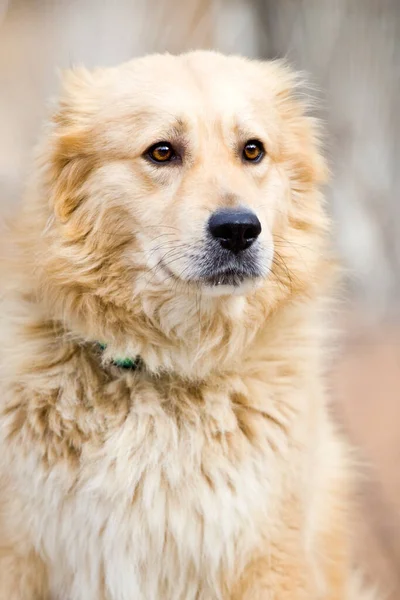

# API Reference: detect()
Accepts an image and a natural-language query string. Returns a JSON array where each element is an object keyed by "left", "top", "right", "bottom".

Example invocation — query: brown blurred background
[{"left": 0, "top": 1, "right": 399, "bottom": 596}]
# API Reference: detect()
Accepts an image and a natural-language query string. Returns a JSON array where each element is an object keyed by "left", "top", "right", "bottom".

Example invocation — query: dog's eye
[
  {"left": 146, "top": 142, "right": 177, "bottom": 164},
  {"left": 242, "top": 140, "right": 265, "bottom": 163}
]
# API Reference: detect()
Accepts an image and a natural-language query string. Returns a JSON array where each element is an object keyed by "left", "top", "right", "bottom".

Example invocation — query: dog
[{"left": 0, "top": 51, "right": 377, "bottom": 599}]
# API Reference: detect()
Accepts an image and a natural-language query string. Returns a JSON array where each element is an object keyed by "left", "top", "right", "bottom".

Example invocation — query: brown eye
[
  {"left": 146, "top": 142, "right": 177, "bottom": 163},
  {"left": 243, "top": 140, "right": 265, "bottom": 163}
]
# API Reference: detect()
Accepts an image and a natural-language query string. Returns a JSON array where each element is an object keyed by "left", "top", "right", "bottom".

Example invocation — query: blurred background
[{"left": 0, "top": 0, "right": 399, "bottom": 596}]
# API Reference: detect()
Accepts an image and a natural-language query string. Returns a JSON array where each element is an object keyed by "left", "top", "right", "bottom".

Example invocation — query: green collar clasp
[{"left": 98, "top": 343, "right": 141, "bottom": 371}]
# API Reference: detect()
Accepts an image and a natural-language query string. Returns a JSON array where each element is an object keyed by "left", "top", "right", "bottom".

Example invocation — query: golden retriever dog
[{"left": 0, "top": 51, "right": 377, "bottom": 599}]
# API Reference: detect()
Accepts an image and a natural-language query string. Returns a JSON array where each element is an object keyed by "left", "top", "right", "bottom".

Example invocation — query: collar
[{"left": 97, "top": 343, "right": 142, "bottom": 371}]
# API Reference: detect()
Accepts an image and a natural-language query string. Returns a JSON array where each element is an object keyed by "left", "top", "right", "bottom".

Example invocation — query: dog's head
[{"left": 24, "top": 51, "right": 330, "bottom": 376}]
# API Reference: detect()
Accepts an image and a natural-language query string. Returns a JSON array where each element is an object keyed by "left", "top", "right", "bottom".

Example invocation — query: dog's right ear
[
  {"left": 48, "top": 67, "right": 100, "bottom": 221},
  {"left": 52, "top": 66, "right": 99, "bottom": 157}
]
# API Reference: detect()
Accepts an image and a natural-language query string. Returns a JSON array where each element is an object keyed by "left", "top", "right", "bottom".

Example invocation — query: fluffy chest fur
[{"left": 2, "top": 343, "right": 304, "bottom": 600}]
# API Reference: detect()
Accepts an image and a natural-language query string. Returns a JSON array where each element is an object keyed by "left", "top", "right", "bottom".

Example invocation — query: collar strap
[{"left": 98, "top": 343, "right": 141, "bottom": 371}]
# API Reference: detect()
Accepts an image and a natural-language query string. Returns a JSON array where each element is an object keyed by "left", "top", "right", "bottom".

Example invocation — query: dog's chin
[{"left": 200, "top": 277, "right": 263, "bottom": 297}]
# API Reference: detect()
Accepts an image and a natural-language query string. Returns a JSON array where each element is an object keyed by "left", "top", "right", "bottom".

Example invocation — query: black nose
[{"left": 208, "top": 208, "right": 262, "bottom": 254}]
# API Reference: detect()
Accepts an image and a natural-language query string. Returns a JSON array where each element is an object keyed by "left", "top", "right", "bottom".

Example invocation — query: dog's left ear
[
  {"left": 266, "top": 60, "right": 329, "bottom": 188},
  {"left": 48, "top": 67, "right": 101, "bottom": 221}
]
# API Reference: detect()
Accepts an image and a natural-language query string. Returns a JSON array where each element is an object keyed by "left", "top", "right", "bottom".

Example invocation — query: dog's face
[
  {"left": 29, "top": 51, "right": 329, "bottom": 369},
  {"left": 123, "top": 98, "right": 276, "bottom": 296}
]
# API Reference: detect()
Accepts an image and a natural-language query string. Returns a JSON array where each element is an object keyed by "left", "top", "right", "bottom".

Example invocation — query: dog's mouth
[
  {"left": 158, "top": 260, "right": 261, "bottom": 288},
  {"left": 157, "top": 247, "right": 268, "bottom": 291},
  {"left": 197, "top": 247, "right": 266, "bottom": 288}
]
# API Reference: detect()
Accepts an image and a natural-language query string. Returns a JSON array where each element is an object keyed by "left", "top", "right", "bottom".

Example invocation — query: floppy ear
[{"left": 49, "top": 67, "right": 99, "bottom": 221}]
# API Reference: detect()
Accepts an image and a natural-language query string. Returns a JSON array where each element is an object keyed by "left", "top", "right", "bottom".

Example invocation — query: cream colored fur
[{"left": 0, "top": 51, "right": 378, "bottom": 599}]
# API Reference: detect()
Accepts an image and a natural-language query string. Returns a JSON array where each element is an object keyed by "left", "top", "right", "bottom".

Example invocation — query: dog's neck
[
  {"left": 72, "top": 291, "right": 266, "bottom": 380},
  {"left": 0, "top": 274, "right": 326, "bottom": 392},
  {"left": 54, "top": 287, "right": 323, "bottom": 382}
]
